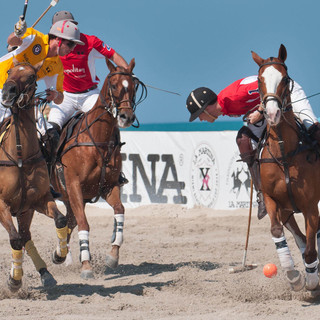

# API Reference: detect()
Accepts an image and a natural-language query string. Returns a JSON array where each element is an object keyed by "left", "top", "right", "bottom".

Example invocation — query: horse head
[
  {"left": 1, "top": 59, "right": 42, "bottom": 110},
  {"left": 102, "top": 58, "right": 137, "bottom": 128},
  {"left": 252, "top": 44, "right": 292, "bottom": 126}
]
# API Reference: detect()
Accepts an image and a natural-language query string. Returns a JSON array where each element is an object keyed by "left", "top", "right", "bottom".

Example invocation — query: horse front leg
[
  {"left": 66, "top": 184, "right": 93, "bottom": 280},
  {"left": 17, "top": 209, "right": 57, "bottom": 288},
  {"left": 0, "top": 202, "right": 23, "bottom": 291},
  {"left": 105, "top": 185, "right": 124, "bottom": 269},
  {"left": 303, "top": 205, "right": 319, "bottom": 291},
  {"left": 265, "top": 196, "right": 305, "bottom": 291},
  {"left": 284, "top": 215, "right": 306, "bottom": 258},
  {"left": 44, "top": 200, "right": 68, "bottom": 265}
]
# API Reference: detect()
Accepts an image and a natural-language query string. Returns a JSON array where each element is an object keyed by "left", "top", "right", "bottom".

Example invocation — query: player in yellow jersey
[
  {"left": 1, "top": 16, "right": 84, "bottom": 120},
  {"left": 0, "top": 16, "right": 85, "bottom": 197}
]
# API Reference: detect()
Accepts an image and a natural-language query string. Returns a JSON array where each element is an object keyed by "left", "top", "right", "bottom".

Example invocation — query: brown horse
[
  {"left": 252, "top": 44, "right": 320, "bottom": 291},
  {"left": 0, "top": 61, "right": 69, "bottom": 291},
  {"left": 52, "top": 58, "right": 145, "bottom": 279}
]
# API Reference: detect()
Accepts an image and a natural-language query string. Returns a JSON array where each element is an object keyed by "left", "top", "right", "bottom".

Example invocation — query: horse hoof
[
  {"left": 306, "top": 272, "right": 319, "bottom": 291},
  {"left": 106, "top": 255, "right": 119, "bottom": 269},
  {"left": 52, "top": 250, "right": 66, "bottom": 265},
  {"left": 40, "top": 269, "right": 57, "bottom": 288},
  {"left": 7, "top": 277, "right": 22, "bottom": 292},
  {"left": 80, "top": 270, "right": 94, "bottom": 280},
  {"left": 287, "top": 270, "right": 306, "bottom": 291}
]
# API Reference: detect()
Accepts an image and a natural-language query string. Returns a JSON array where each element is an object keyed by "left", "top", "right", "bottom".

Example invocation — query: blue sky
[{"left": 1, "top": 0, "right": 320, "bottom": 124}]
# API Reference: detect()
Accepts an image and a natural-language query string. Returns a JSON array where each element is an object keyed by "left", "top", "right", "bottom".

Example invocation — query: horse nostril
[{"left": 119, "top": 114, "right": 127, "bottom": 120}]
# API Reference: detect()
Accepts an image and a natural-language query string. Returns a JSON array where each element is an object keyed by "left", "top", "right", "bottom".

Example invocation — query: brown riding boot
[
  {"left": 236, "top": 127, "right": 268, "bottom": 220},
  {"left": 248, "top": 161, "right": 268, "bottom": 220}
]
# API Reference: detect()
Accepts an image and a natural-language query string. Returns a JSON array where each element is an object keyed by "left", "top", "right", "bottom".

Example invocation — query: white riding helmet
[{"left": 49, "top": 20, "right": 84, "bottom": 45}]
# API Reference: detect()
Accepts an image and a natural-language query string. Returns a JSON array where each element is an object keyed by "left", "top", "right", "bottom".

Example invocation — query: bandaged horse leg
[
  {"left": 52, "top": 212, "right": 68, "bottom": 264},
  {"left": 236, "top": 126, "right": 267, "bottom": 219},
  {"left": 8, "top": 248, "right": 24, "bottom": 292},
  {"left": 305, "top": 259, "right": 319, "bottom": 290},
  {"left": 272, "top": 234, "right": 305, "bottom": 291},
  {"left": 78, "top": 230, "right": 94, "bottom": 279},
  {"left": 106, "top": 187, "right": 125, "bottom": 269},
  {"left": 25, "top": 240, "right": 57, "bottom": 288}
]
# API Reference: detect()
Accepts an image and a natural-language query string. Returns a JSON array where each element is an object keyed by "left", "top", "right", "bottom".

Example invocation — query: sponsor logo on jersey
[
  {"left": 32, "top": 44, "right": 42, "bottom": 55},
  {"left": 248, "top": 89, "right": 259, "bottom": 95},
  {"left": 190, "top": 143, "right": 219, "bottom": 208},
  {"left": 102, "top": 42, "right": 111, "bottom": 51}
]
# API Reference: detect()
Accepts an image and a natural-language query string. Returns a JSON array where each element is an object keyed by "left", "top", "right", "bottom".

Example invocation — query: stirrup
[{"left": 118, "top": 172, "right": 129, "bottom": 187}]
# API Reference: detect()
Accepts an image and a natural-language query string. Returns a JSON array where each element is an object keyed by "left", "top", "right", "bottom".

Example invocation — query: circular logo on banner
[
  {"left": 190, "top": 143, "right": 219, "bottom": 208},
  {"left": 225, "top": 151, "right": 255, "bottom": 209},
  {"left": 32, "top": 44, "right": 42, "bottom": 55}
]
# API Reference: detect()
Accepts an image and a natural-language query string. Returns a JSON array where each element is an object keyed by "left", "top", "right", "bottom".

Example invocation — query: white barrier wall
[{"left": 119, "top": 130, "right": 256, "bottom": 210}]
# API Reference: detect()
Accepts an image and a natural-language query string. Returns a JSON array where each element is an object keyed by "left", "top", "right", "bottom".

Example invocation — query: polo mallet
[
  {"left": 145, "top": 84, "right": 181, "bottom": 96},
  {"left": 229, "top": 178, "right": 258, "bottom": 273},
  {"left": 31, "top": 0, "right": 59, "bottom": 28},
  {"left": 21, "top": 0, "right": 29, "bottom": 21}
]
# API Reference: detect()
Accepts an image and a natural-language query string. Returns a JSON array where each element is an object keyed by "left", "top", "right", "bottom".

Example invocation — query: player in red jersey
[
  {"left": 186, "top": 76, "right": 319, "bottom": 219},
  {"left": 48, "top": 11, "right": 129, "bottom": 185}
]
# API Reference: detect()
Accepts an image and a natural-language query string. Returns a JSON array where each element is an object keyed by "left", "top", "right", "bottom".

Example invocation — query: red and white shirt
[
  {"left": 218, "top": 76, "right": 261, "bottom": 116},
  {"left": 60, "top": 33, "right": 115, "bottom": 93}
]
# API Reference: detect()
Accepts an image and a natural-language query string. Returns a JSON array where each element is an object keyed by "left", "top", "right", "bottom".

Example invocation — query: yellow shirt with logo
[{"left": 0, "top": 28, "right": 64, "bottom": 92}]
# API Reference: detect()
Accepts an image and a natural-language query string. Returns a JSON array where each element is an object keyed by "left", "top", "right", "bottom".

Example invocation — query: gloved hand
[{"left": 14, "top": 16, "right": 27, "bottom": 38}]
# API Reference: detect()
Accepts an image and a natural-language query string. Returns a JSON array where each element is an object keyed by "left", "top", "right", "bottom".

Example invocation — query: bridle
[
  {"left": 99, "top": 71, "right": 147, "bottom": 121},
  {"left": 258, "top": 60, "right": 293, "bottom": 114},
  {"left": 3, "top": 62, "right": 37, "bottom": 110}
]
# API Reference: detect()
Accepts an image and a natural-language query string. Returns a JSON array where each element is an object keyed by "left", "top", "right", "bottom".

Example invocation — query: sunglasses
[{"left": 61, "top": 39, "right": 77, "bottom": 49}]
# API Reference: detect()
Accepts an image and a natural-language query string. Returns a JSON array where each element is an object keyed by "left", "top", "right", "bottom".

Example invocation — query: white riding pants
[{"left": 48, "top": 88, "right": 100, "bottom": 129}]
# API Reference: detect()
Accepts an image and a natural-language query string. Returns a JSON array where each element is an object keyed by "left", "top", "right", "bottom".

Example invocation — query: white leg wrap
[
  {"left": 111, "top": 214, "right": 124, "bottom": 246},
  {"left": 78, "top": 230, "right": 90, "bottom": 262},
  {"left": 272, "top": 235, "right": 295, "bottom": 271},
  {"left": 305, "top": 259, "right": 319, "bottom": 290},
  {"left": 317, "top": 231, "right": 320, "bottom": 260}
]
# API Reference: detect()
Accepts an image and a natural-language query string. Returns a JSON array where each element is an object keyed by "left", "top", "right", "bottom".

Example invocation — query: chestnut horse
[
  {"left": 252, "top": 44, "right": 320, "bottom": 291},
  {"left": 0, "top": 62, "right": 68, "bottom": 291},
  {"left": 52, "top": 58, "right": 145, "bottom": 279}
]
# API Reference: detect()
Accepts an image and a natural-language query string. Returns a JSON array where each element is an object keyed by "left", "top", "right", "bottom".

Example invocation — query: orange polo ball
[{"left": 263, "top": 263, "right": 277, "bottom": 278}]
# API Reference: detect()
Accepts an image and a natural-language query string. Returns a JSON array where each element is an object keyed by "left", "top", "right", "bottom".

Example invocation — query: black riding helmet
[{"left": 186, "top": 87, "right": 217, "bottom": 122}]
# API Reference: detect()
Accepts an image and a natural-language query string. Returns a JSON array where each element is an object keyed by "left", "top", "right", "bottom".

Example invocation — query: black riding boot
[{"left": 46, "top": 125, "right": 61, "bottom": 199}]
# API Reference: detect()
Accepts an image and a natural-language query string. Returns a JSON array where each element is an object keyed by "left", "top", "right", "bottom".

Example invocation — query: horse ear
[
  {"left": 278, "top": 44, "right": 287, "bottom": 62},
  {"left": 33, "top": 60, "right": 44, "bottom": 73},
  {"left": 128, "top": 58, "right": 135, "bottom": 73},
  {"left": 106, "top": 58, "right": 116, "bottom": 72},
  {"left": 251, "top": 50, "right": 263, "bottom": 66}
]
